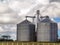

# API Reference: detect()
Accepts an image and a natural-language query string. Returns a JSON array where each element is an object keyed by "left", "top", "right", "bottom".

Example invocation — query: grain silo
[
  {"left": 37, "top": 16, "right": 58, "bottom": 42},
  {"left": 17, "top": 19, "right": 35, "bottom": 41}
]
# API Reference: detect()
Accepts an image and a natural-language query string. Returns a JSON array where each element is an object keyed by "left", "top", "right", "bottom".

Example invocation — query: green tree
[{"left": 2, "top": 35, "right": 11, "bottom": 40}]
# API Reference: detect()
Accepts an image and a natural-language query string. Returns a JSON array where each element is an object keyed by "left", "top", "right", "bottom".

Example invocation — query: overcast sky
[{"left": 0, "top": 0, "right": 60, "bottom": 40}]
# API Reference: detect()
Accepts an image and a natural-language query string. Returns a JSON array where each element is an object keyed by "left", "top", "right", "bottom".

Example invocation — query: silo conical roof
[
  {"left": 41, "top": 16, "right": 55, "bottom": 23},
  {"left": 19, "top": 19, "right": 34, "bottom": 24},
  {"left": 41, "top": 18, "right": 53, "bottom": 22}
]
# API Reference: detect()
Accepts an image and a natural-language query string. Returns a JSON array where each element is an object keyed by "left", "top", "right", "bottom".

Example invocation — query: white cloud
[
  {"left": 0, "top": 3, "right": 8, "bottom": 13},
  {"left": 9, "top": 0, "right": 36, "bottom": 12},
  {"left": 0, "top": 24, "right": 16, "bottom": 33},
  {"left": 0, "top": 26, "right": 4, "bottom": 32},
  {"left": 51, "top": 18, "right": 56, "bottom": 22},
  {"left": 41, "top": 2, "right": 60, "bottom": 18},
  {"left": 10, "top": 34, "right": 16, "bottom": 40},
  {"left": 36, "top": 0, "right": 49, "bottom": 4},
  {"left": 0, "top": 2, "right": 19, "bottom": 23}
]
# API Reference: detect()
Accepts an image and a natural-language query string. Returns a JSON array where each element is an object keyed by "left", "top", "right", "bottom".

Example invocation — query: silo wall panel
[
  {"left": 50, "top": 23, "right": 58, "bottom": 42},
  {"left": 17, "top": 24, "right": 35, "bottom": 41},
  {"left": 29, "top": 24, "right": 35, "bottom": 41},
  {"left": 37, "top": 23, "right": 50, "bottom": 41},
  {"left": 17, "top": 24, "right": 30, "bottom": 41}
]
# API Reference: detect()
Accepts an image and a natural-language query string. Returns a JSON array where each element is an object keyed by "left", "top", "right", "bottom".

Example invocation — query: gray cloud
[
  {"left": 0, "top": 24, "right": 16, "bottom": 33},
  {"left": 49, "top": 0, "right": 60, "bottom": 2}
]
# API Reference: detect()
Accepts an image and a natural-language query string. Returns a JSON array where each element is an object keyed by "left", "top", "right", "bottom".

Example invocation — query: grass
[
  {"left": 0, "top": 42, "right": 2, "bottom": 45},
  {"left": 0, "top": 42, "right": 60, "bottom": 45}
]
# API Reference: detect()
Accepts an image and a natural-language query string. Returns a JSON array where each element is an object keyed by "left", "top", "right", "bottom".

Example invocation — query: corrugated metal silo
[
  {"left": 37, "top": 16, "right": 58, "bottom": 42},
  {"left": 17, "top": 19, "right": 35, "bottom": 41}
]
